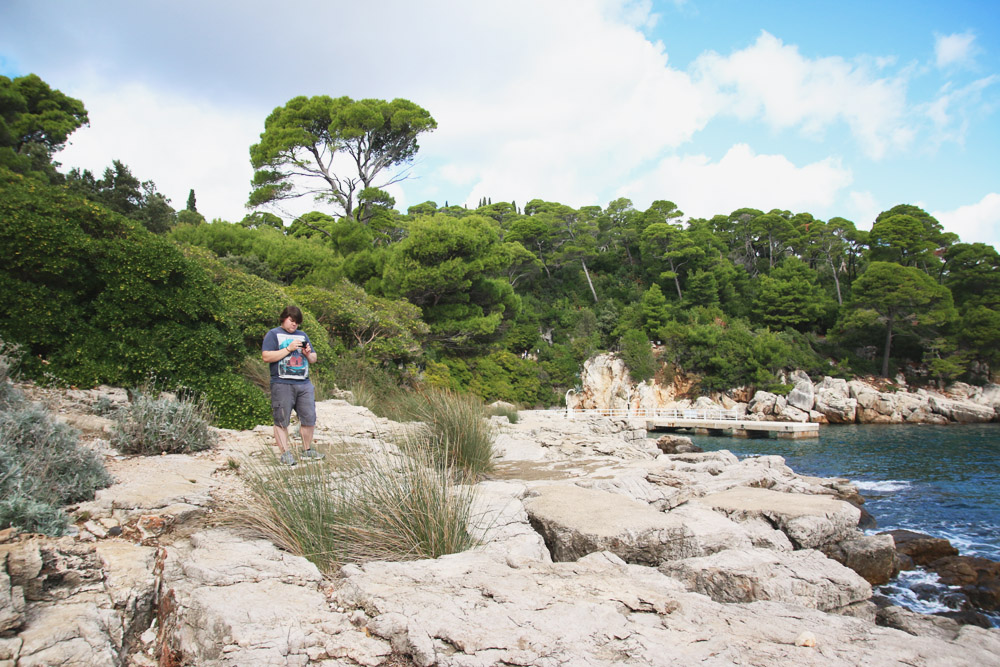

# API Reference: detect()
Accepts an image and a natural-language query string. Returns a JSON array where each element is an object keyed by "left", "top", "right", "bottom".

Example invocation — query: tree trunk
[
  {"left": 581, "top": 258, "right": 598, "bottom": 303},
  {"left": 667, "top": 258, "right": 683, "bottom": 300},
  {"left": 828, "top": 256, "right": 843, "bottom": 305}
]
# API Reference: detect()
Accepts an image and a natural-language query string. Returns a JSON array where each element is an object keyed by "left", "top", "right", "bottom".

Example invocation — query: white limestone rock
[
  {"left": 523, "top": 484, "right": 751, "bottom": 565},
  {"left": 0, "top": 552, "right": 24, "bottom": 633},
  {"left": 694, "top": 486, "right": 862, "bottom": 549},
  {"left": 786, "top": 377, "right": 815, "bottom": 413},
  {"left": 336, "top": 545, "right": 1000, "bottom": 667},
  {"left": 928, "top": 395, "right": 996, "bottom": 423},
  {"left": 660, "top": 547, "right": 874, "bottom": 617}
]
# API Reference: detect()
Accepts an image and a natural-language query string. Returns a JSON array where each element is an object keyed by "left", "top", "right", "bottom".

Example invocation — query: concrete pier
[
  {"left": 645, "top": 417, "right": 820, "bottom": 439},
  {"left": 564, "top": 407, "right": 820, "bottom": 439}
]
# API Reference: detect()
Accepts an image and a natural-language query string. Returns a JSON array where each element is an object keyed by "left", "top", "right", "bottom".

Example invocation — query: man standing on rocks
[{"left": 261, "top": 306, "right": 324, "bottom": 466}]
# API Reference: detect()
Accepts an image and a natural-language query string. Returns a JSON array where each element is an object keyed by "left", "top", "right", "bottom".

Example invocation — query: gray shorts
[{"left": 270, "top": 382, "right": 316, "bottom": 428}]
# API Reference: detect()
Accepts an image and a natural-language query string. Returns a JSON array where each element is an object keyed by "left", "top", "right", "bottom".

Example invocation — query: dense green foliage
[
  {"left": 3, "top": 76, "right": 999, "bottom": 416},
  {"left": 0, "top": 74, "right": 88, "bottom": 182}
]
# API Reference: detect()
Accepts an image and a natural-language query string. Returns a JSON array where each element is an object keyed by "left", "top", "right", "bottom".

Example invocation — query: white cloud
[
  {"left": 847, "top": 191, "right": 881, "bottom": 230},
  {"left": 922, "top": 75, "right": 998, "bottom": 147},
  {"left": 693, "top": 31, "right": 912, "bottom": 159},
  {"left": 57, "top": 80, "right": 261, "bottom": 223},
  {"left": 20, "top": 1, "right": 986, "bottom": 228},
  {"left": 933, "top": 193, "right": 1000, "bottom": 248},
  {"left": 421, "top": 1, "right": 715, "bottom": 209},
  {"left": 935, "top": 31, "right": 976, "bottom": 69},
  {"left": 48, "top": 0, "right": 717, "bottom": 219},
  {"left": 618, "top": 143, "right": 853, "bottom": 219}
]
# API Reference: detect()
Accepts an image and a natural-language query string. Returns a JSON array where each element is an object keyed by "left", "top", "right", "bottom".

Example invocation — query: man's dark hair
[{"left": 279, "top": 306, "right": 303, "bottom": 325}]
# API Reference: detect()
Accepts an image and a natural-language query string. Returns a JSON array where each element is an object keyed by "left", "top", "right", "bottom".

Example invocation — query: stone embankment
[
  {"left": 1, "top": 385, "right": 998, "bottom": 666},
  {"left": 571, "top": 354, "right": 1000, "bottom": 424}
]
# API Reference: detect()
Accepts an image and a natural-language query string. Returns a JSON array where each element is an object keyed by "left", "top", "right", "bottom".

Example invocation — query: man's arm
[{"left": 262, "top": 347, "right": 293, "bottom": 363}]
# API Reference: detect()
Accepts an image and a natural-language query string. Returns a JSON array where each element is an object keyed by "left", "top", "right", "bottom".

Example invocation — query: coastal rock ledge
[
  {"left": 0, "top": 391, "right": 998, "bottom": 666},
  {"left": 570, "top": 354, "right": 1000, "bottom": 424}
]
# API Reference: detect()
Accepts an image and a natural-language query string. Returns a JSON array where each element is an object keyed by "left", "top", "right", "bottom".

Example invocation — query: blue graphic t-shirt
[{"left": 263, "top": 327, "right": 312, "bottom": 383}]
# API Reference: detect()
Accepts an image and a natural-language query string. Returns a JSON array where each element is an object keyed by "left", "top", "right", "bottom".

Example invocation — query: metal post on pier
[{"left": 565, "top": 389, "right": 576, "bottom": 420}]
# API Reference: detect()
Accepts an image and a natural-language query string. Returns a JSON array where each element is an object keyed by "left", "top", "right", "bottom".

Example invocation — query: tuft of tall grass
[
  {"left": 349, "top": 385, "right": 497, "bottom": 479},
  {"left": 485, "top": 403, "right": 520, "bottom": 424},
  {"left": 239, "top": 355, "right": 272, "bottom": 393},
  {"left": 235, "top": 438, "right": 479, "bottom": 573},
  {"left": 408, "top": 389, "right": 496, "bottom": 479},
  {"left": 111, "top": 382, "right": 217, "bottom": 455},
  {"left": 0, "top": 340, "right": 112, "bottom": 534}
]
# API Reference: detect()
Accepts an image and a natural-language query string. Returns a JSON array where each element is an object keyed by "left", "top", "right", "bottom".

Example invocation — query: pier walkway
[{"left": 564, "top": 407, "right": 819, "bottom": 439}]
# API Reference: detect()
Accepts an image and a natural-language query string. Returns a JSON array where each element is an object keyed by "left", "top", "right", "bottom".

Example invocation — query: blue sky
[{"left": 2, "top": 0, "right": 998, "bottom": 247}]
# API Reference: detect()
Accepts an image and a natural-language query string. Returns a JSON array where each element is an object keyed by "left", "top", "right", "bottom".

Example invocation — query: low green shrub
[
  {"left": 236, "top": 439, "right": 479, "bottom": 573},
  {"left": 197, "top": 372, "right": 271, "bottom": 430},
  {"left": 111, "top": 385, "right": 217, "bottom": 454},
  {"left": 0, "top": 346, "right": 112, "bottom": 534},
  {"left": 0, "top": 494, "right": 69, "bottom": 536},
  {"left": 765, "top": 383, "right": 794, "bottom": 396}
]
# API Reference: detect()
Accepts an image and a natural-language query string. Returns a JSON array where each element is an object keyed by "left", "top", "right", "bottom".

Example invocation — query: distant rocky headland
[
  {"left": 1, "top": 383, "right": 998, "bottom": 666},
  {"left": 570, "top": 354, "right": 999, "bottom": 424}
]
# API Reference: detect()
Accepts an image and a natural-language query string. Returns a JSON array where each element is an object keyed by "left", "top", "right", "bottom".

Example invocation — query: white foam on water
[
  {"left": 880, "top": 570, "right": 955, "bottom": 615},
  {"left": 853, "top": 479, "right": 911, "bottom": 493}
]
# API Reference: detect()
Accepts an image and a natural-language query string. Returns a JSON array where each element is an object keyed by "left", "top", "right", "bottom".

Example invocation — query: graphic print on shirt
[{"left": 276, "top": 333, "right": 309, "bottom": 380}]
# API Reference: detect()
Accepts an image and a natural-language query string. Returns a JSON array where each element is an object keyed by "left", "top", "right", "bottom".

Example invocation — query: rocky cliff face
[{"left": 571, "top": 353, "right": 1000, "bottom": 424}]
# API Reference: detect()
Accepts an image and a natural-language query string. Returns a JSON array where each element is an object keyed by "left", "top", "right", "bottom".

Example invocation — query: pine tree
[{"left": 186, "top": 189, "right": 197, "bottom": 212}]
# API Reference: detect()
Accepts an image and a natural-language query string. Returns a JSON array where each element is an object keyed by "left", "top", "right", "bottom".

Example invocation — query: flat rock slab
[
  {"left": 88, "top": 454, "right": 219, "bottom": 516},
  {"left": 661, "top": 547, "right": 873, "bottom": 616},
  {"left": 159, "top": 529, "right": 391, "bottom": 666},
  {"left": 695, "top": 486, "right": 861, "bottom": 549},
  {"left": 337, "top": 548, "right": 1000, "bottom": 667},
  {"left": 524, "top": 484, "right": 750, "bottom": 565}
]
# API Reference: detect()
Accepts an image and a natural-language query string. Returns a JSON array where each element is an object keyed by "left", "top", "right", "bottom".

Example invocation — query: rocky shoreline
[
  {"left": 1, "top": 385, "right": 999, "bottom": 665},
  {"left": 571, "top": 354, "right": 1000, "bottom": 425}
]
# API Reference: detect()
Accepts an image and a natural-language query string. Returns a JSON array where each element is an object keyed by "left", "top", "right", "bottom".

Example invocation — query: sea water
[{"left": 685, "top": 423, "right": 1000, "bottom": 625}]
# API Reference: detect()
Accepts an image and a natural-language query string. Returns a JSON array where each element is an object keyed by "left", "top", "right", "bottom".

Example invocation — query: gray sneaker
[
  {"left": 279, "top": 451, "right": 297, "bottom": 466},
  {"left": 300, "top": 448, "right": 325, "bottom": 461}
]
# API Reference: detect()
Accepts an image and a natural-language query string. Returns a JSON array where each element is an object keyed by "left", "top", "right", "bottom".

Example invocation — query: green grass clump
[
  {"left": 236, "top": 439, "right": 479, "bottom": 573},
  {"left": 485, "top": 403, "right": 520, "bottom": 424},
  {"left": 350, "top": 386, "right": 497, "bottom": 479},
  {"left": 409, "top": 389, "right": 497, "bottom": 479},
  {"left": 111, "top": 383, "right": 217, "bottom": 454},
  {"left": 0, "top": 342, "right": 112, "bottom": 535}
]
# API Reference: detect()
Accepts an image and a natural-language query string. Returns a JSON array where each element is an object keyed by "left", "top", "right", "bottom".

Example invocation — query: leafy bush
[
  {"left": 195, "top": 373, "right": 271, "bottom": 431},
  {"left": 659, "top": 315, "right": 827, "bottom": 392},
  {"left": 425, "top": 352, "right": 559, "bottom": 407},
  {"left": 0, "top": 168, "right": 241, "bottom": 389},
  {"left": 169, "top": 220, "right": 342, "bottom": 285},
  {"left": 620, "top": 329, "right": 657, "bottom": 382},
  {"left": 0, "top": 345, "right": 112, "bottom": 534},
  {"left": 236, "top": 439, "right": 479, "bottom": 573},
  {"left": 111, "top": 385, "right": 217, "bottom": 454},
  {"left": 290, "top": 281, "right": 428, "bottom": 365}
]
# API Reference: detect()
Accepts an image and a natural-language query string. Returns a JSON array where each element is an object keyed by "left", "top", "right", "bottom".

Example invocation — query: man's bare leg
[
  {"left": 273, "top": 425, "right": 291, "bottom": 452},
  {"left": 300, "top": 425, "right": 315, "bottom": 450}
]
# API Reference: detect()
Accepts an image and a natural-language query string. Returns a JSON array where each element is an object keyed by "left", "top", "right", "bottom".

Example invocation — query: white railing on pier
[{"left": 565, "top": 407, "right": 739, "bottom": 421}]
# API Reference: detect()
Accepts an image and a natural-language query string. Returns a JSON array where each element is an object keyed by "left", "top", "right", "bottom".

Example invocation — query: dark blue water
[{"left": 686, "top": 424, "right": 1000, "bottom": 621}]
